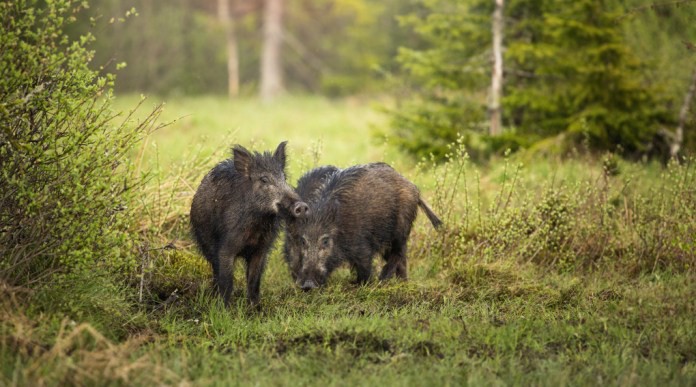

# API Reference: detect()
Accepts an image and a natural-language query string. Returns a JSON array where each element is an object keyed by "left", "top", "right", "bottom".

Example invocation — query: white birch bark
[
  {"left": 490, "top": 0, "right": 504, "bottom": 136},
  {"left": 217, "top": 0, "right": 239, "bottom": 97},
  {"left": 260, "top": 0, "right": 284, "bottom": 102},
  {"left": 672, "top": 67, "right": 696, "bottom": 158}
]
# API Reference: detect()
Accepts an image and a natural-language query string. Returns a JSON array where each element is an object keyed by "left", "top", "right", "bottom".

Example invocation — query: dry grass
[{"left": 0, "top": 282, "right": 186, "bottom": 386}]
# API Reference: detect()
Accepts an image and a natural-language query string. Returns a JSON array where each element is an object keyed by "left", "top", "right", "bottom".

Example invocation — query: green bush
[
  {"left": 0, "top": 0, "right": 160, "bottom": 286},
  {"left": 422, "top": 153, "right": 696, "bottom": 275}
]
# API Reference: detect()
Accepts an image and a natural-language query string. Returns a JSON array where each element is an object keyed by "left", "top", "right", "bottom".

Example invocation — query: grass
[
  {"left": 114, "top": 94, "right": 400, "bottom": 174},
  {"left": 2, "top": 95, "right": 695, "bottom": 385}
]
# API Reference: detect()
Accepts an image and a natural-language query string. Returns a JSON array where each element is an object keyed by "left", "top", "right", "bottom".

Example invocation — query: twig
[{"left": 138, "top": 243, "right": 149, "bottom": 303}]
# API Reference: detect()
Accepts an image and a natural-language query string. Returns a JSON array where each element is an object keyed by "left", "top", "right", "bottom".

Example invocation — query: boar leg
[
  {"left": 379, "top": 258, "right": 398, "bottom": 280},
  {"left": 244, "top": 245, "right": 270, "bottom": 308},
  {"left": 380, "top": 240, "right": 408, "bottom": 280},
  {"left": 395, "top": 259, "right": 408, "bottom": 279},
  {"left": 217, "top": 252, "right": 236, "bottom": 307},
  {"left": 353, "top": 262, "right": 372, "bottom": 284}
]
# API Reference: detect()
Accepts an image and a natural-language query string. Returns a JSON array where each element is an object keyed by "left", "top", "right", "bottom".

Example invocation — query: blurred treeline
[
  {"left": 73, "top": 0, "right": 694, "bottom": 97},
  {"left": 71, "top": 0, "right": 696, "bottom": 159},
  {"left": 70, "top": 0, "right": 418, "bottom": 96}
]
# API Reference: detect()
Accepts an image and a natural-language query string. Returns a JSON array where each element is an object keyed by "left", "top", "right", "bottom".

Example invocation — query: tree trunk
[
  {"left": 489, "top": 0, "right": 504, "bottom": 136},
  {"left": 143, "top": 0, "right": 155, "bottom": 92},
  {"left": 260, "top": 0, "right": 284, "bottom": 102},
  {"left": 673, "top": 67, "right": 696, "bottom": 158},
  {"left": 217, "top": 0, "right": 239, "bottom": 98}
]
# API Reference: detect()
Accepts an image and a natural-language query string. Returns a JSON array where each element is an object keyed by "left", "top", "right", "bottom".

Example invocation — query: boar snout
[
  {"left": 292, "top": 201, "right": 309, "bottom": 218},
  {"left": 300, "top": 279, "right": 318, "bottom": 291}
]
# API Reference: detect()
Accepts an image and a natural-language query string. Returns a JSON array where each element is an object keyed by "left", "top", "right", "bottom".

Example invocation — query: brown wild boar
[{"left": 290, "top": 162, "right": 442, "bottom": 290}]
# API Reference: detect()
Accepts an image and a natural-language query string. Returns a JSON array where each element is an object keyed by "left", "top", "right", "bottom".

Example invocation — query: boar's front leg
[
  {"left": 217, "top": 244, "right": 238, "bottom": 307},
  {"left": 352, "top": 261, "right": 372, "bottom": 285},
  {"left": 244, "top": 241, "right": 272, "bottom": 308},
  {"left": 347, "top": 244, "right": 373, "bottom": 284}
]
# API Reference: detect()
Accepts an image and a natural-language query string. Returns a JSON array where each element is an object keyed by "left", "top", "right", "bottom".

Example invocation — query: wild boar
[
  {"left": 292, "top": 162, "right": 441, "bottom": 290},
  {"left": 190, "top": 141, "right": 308, "bottom": 306}
]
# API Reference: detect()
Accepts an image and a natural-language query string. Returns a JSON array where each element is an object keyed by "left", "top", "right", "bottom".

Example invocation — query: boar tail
[{"left": 418, "top": 198, "right": 443, "bottom": 230}]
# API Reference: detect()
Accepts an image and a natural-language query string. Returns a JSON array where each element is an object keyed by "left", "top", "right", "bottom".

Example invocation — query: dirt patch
[
  {"left": 467, "top": 343, "right": 496, "bottom": 359},
  {"left": 594, "top": 288, "right": 623, "bottom": 301}
]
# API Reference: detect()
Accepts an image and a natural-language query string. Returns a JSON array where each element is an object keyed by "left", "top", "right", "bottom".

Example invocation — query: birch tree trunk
[
  {"left": 217, "top": 0, "right": 239, "bottom": 98},
  {"left": 260, "top": 0, "right": 284, "bottom": 102},
  {"left": 489, "top": 0, "right": 504, "bottom": 136},
  {"left": 672, "top": 67, "right": 696, "bottom": 158}
]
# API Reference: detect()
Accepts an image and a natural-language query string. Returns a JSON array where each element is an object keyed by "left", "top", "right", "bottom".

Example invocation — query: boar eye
[
  {"left": 300, "top": 236, "right": 309, "bottom": 247},
  {"left": 260, "top": 176, "right": 270, "bottom": 184},
  {"left": 320, "top": 236, "right": 331, "bottom": 248}
]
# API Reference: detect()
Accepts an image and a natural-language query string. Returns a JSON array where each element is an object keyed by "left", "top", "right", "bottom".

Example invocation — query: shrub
[
  {"left": 408, "top": 148, "right": 695, "bottom": 276},
  {"left": 0, "top": 0, "right": 161, "bottom": 286}
]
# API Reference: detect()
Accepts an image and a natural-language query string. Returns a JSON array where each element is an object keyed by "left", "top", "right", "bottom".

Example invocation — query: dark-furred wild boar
[
  {"left": 291, "top": 162, "right": 442, "bottom": 290},
  {"left": 190, "top": 142, "right": 308, "bottom": 307},
  {"left": 284, "top": 165, "right": 340, "bottom": 281}
]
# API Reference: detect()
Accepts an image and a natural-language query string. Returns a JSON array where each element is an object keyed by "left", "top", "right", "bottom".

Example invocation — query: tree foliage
[
  {"left": 0, "top": 0, "right": 159, "bottom": 285},
  {"left": 72, "top": 0, "right": 233, "bottom": 95},
  {"left": 390, "top": 0, "right": 492, "bottom": 160},
  {"left": 69, "top": 0, "right": 417, "bottom": 96},
  {"left": 285, "top": 0, "right": 387, "bottom": 95},
  {"left": 391, "top": 0, "right": 682, "bottom": 161}
]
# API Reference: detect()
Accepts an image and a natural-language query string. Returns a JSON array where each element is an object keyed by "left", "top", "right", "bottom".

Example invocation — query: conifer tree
[
  {"left": 391, "top": 0, "right": 674, "bottom": 159},
  {"left": 506, "top": 0, "right": 672, "bottom": 154}
]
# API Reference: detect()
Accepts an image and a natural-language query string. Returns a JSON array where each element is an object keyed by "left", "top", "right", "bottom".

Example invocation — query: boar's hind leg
[{"left": 380, "top": 240, "right": 408, "bottom": 281}]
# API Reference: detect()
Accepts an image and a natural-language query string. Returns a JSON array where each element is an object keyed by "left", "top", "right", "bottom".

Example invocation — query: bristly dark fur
[
  {"left": 230, "top": 145, "right": 287, "bottom": 174},
  {"left": 283, "top": 165, "right": 340, "bottom": 280},
  {"left": 310, "top": 166, "right": 369, "bottom": 224},
  {"left": 296, "top": 165, "right": 340, "bottom": 202},
  {"left": 317, "top": 163, "right": 388, "bottom": 202}
]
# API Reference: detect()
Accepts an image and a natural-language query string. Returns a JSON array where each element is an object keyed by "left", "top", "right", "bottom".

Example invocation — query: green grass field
[
  {"left": 115, "top": 95, "right": 400, "bottom": 172},
  {"left": 2, "top": 95, "right": 694, "bottom": 386}
]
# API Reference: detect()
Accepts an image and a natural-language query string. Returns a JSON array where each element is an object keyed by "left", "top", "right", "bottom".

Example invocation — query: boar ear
[
  {"left": 233, "top": 145, "right": 252, "bottom": 177},
  {"left": 273, "top": 141, "right": 288, "bottom": 169}
]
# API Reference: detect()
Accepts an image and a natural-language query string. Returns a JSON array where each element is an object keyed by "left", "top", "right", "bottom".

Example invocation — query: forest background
[
  {"left": 1, "top": 0, "right": 695, "bottom": 384},
  {"left": 71, "top": 0, "right": 696, "bottom": 160}
]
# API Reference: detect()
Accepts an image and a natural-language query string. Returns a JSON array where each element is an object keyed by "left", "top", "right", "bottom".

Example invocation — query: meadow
[{"left": 2, "top": 95, "right": 694, "bottom": 386}]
